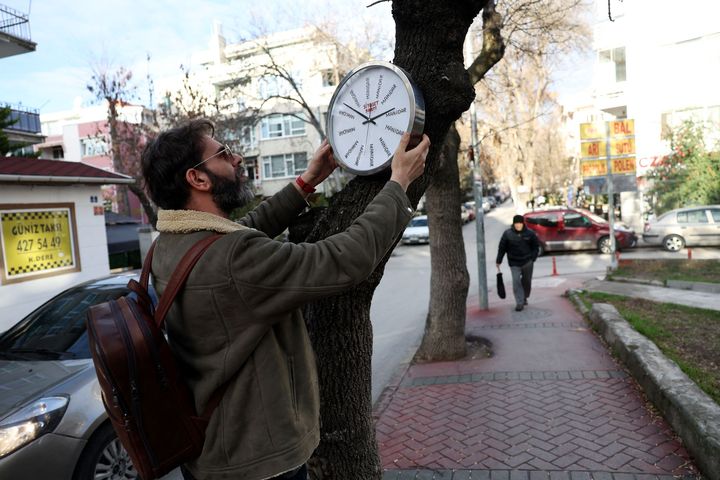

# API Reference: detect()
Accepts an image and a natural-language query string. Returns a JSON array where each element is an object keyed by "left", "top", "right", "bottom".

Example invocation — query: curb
[
  {"left": 666, "top": 279, "right": 720, "bottom": 294},
  {"left": 585, "top": 301, "right": 720, "bottom": 480},
  {"left": 607, "top": 276, "right": 665, "bottom": 287}
]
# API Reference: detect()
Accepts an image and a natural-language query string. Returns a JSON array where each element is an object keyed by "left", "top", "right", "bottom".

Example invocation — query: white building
[
  {"left": 562, "top": 0, "right": 720, "bottom": 230},
  {"left": 161, "top": 25, "right": 366, "bottom": 197}
]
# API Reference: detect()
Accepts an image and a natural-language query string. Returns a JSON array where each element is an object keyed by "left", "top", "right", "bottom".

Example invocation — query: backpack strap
[{"left": 153, "top": 234, "right": 223, "bottom": 330}]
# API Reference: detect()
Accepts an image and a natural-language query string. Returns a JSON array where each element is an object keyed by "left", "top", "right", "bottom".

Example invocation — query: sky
[
  {"left": 0, "top": 0, "right": 591, "bottom": 115},
  {"left": 0, "top": 0, "right": 395, "bottom": 113}
]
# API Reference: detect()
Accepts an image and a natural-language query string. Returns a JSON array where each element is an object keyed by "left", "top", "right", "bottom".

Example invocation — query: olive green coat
[{"left": 152, "top": 181, "right": 412, "bottom": 480}]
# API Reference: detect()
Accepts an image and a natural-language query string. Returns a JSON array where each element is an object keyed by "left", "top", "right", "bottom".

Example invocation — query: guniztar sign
[{"left": 0, "top": 204, "right": 81, "bottom": 284}]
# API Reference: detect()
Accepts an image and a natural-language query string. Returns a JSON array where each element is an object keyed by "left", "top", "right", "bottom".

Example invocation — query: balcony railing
[
  {"left": 2, "top": 103, "right": 41, "bottom": 134},
  {"left": 0, "top": 4, "right": 32, "bottom": 42}
]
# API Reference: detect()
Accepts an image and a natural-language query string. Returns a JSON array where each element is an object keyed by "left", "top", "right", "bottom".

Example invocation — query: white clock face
[{"left": 328, "top": 64, "right": 420, "bottom": 175}]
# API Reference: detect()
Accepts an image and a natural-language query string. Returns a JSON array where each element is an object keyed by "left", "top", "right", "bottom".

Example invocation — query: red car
[{"left": 523, "top": 208, "right": 637, "bottom": 255}]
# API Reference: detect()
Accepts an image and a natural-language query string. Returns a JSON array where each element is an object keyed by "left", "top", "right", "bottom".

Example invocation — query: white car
[
  {"left": 643, "top": 205, "right": 720, "bottom": 251},
  {"left": 402, "top": 215, "right": 429, "bottom": 244}
]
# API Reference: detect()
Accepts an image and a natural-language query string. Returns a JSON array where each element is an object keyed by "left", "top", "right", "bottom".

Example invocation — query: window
[
  {"left": 564, "top": 213, "right": 591, "bottom": 228},
  {"left": 677, "top": 210, "right": 708, "bottom": 224},
  {"left": 81, "top": 137, "right": 109, "bottom": 157},
  {"left": 321, "top": 69, "right": 336, "bottom": 87},
  {"left": 526, "top": 214, "right": 559, "bottom": 228},
  {"left": 598, "top": 46, "right": 626, "bottom": 82},
  {"left": 710, "top": 209, "right": 720, "bottom": 223},
  {"left": 52, "top": 146, "right": 64, "bottom": 159},
  {"left": 239, "top": 125, "right": 256, "bottom": 150},
  {"left": 258, "top": 77, "right": 280, "bottom": 99},
  {"left": 260, "top": 114, "right": 306, "bottom": 139},
  {"left": 261, "top": 152, "right": 308, "bottom": 179}
]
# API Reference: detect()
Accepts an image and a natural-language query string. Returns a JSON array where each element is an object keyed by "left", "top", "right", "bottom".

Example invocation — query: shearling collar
[{"left": 156, "top": 209, "right": 249, "bottom": 234}]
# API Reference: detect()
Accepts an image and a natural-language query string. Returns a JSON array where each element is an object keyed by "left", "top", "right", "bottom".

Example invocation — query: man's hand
[
  {"left": 297, "top": 140, "right": 337, "bottom": 194},
  {"left": 390, "top": 133, "right": 430, "bottom": 191}
]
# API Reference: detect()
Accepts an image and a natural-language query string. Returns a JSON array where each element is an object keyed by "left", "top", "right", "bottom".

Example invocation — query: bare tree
[
  {"left": 415, "top": 0, "right": 591, "bottom": 363},
  {"left": 87, "top": 64, "right": 157, "bottom": 225},
  {"left": 291, "top": 2, "right": 490, "bottom": 478}
]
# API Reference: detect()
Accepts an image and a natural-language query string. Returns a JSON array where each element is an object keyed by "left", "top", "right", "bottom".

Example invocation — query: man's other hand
[{"left": 390, "top": 133, "right": 430, "bottom": 191}]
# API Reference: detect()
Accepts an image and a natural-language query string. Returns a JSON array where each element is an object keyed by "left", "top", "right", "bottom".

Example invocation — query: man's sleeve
[
  {"left": 530, "top": 231, "right": 540, "bottom": 261},
  {"left": 496, "top": 231, "right": 507, "bottom": 264},
  {"left": 229, "top": 181, "right": 414, "bottom": 317},
  {"left": 237, "top": 183, "right": 307, "bottom": 238}
]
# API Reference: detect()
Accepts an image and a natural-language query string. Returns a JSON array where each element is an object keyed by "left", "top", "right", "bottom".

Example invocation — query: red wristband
[{"left": 296, "top": 176, "right": 316, "bottom": 193}]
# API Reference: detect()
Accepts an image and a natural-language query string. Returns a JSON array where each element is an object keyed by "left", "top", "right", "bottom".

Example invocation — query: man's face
[
  {"left": 198, "top": 136, "right": 253, "bottom": 215},
  {"left": 513, "top": 222, "right": 524, "bottom": 231}
]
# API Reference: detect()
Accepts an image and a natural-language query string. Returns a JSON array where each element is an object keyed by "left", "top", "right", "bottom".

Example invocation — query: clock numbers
[
  {"left": 386, "top": 107, "right": 406, "bottom": 117},
  {"left": 381, "top": 84, "right": 397, "bottom": 105},
  {"left": 369, "top": 144, "right": 375, "bottom": 167},
  {"left": 345, "top": 140, "right": 359, "bottom": 159},
  {"left": 355, "top": 145, "right": 364, "bottom": 166},
  {"left": 350, "top": 89, "right": 361, "bottom": 108},
  {"left": 379, "top": 137, "right": 391, "bottom": 157},
  {"left": 338, "top": 127, "right": 356, "bottom": 136},
  {"left": 339, "top": 110, "right": 355, "bottom": 120},
  {"left": 365, "top": 77, "right": 370, "bottom": 100},
  {"left": 385, "top": 125, "right": 404, "bottom": 136},
  {"left": 375, "top": 75, "right": 384, "bottom": 101}
]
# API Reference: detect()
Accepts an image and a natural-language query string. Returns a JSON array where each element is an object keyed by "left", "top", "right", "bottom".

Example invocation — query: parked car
[
  {"left": 524, "top": 208, "right": 637, "bottom": 255},
  {"left": 463, "top": 202, "right": 476, "bottom": 221},
  {"left": 483, "top": 196, "right": 497, "bottom": 209},
  {"left": 643, "top": 205, "right": 720, "bottom": 251},
  {"left": 0, "top": 273, "right": 153, "bottom": 480},
  {"left": 461, "top": 205, "right": 471, "bottom": 223},
  {"left": 481, "top": 198, "right": 492, "bottom": 213},
  {"left": 402, "top": 215, "right": 430, "bottom": 244}
]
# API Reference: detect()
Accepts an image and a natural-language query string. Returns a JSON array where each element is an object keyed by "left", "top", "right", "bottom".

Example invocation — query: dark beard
[{"left": 203, "top": 167, "right": 254, "bottom": 215}]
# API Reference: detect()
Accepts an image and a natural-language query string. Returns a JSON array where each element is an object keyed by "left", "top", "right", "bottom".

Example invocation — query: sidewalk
[
  {"left": 373, "top": 273, "right": 700, "bottom": 480},
  {"left": 583, "top": 278, "right": 720, "bottom": 312}
]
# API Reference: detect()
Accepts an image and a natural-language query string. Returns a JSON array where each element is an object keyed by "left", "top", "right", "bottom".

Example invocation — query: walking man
[
  {"left": 141, "top": 119, "right": 430, "bottom": 480},
  {"left": 496, "top": 214, "right": 540, "bottom": 311}
]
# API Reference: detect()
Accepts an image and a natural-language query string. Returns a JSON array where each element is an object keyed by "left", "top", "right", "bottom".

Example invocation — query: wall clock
[{"left": 326, "top": 61, "right": 425, "bottom": 176}]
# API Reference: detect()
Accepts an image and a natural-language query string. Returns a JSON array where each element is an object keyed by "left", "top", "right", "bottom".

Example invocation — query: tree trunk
[
  {"left": 107, "top": 100, "right": 131, "bottom": 216},
  {"left": 415, "top": 125, "right": 469, "bottom": 361},
  {"left": 302, "top": 3, "right": 485, "bottom": 479}
]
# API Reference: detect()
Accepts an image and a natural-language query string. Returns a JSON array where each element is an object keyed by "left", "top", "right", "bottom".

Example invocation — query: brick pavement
[{"left": 374, "top": 275, "right": 700, "bottom": 479}]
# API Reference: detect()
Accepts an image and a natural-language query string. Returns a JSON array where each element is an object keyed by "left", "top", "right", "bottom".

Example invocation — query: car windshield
[
  {"left": 576, "top": 208, "right": 607, "bottom": 224},
  {"left": 0, "top": 284, "right": 130, "bottom": 359},
  {"left": 409, "top": 218, "right": 428, "bottom": 227}
]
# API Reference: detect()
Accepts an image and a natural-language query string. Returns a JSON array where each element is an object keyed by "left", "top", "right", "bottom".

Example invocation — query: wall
[{"left": 0, "top": 184, "right": 110, "bottom": 331}]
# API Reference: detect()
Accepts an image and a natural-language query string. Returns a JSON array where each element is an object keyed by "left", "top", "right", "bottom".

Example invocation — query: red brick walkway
[{"left": 374, "top": 276, "right": 698, "bottom": 479}]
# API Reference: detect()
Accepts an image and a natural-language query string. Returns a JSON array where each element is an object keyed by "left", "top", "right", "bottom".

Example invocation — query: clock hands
[
  {"left": 362, "top": 107, "right": 395, "bottom": 125},
  {"left": 342, "top": 102, "right": 371, "bottom": 122}
]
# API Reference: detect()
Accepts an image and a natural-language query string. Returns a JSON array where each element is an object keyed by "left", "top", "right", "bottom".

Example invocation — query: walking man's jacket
[{"left": 496, "top": 224, "right": 540, "bottom": 267}]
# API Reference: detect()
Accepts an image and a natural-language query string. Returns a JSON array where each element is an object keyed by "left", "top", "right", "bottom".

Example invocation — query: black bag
[
  {"left": 86, "top": 235, "right": 226, "bottom": 480},
  {"left": 497, "top": 272, "right": 506, "bottom": 298}
]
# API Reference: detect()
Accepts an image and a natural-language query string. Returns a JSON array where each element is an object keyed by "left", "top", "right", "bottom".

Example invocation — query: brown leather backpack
[{"left": 86, "top": 234, "right": 224, "bottom": 480}]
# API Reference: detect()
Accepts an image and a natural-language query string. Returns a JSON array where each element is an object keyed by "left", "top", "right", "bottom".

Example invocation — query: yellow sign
[
  {"left": 579, "top": 123, "right": 604, "bottom": 140},
  {"left": 581, "top": 157, "right": 637, "bottom": 178},
  {"left": 0, "top": 206, "right": 79, "bottom": 283},
  {"left": 581, "top": 138, "right": 636, "bottom": 158},
  {"left": 608, "top": 119, "right": 635, "bottom": 137}
]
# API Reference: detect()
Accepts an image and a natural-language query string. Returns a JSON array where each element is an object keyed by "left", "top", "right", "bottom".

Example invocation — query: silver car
[
  {"left": 643, "top": 205, "right": 720, "bottom": 251},
  {"left": 0, "top": 273, "right": 152, "bottom": 479}
]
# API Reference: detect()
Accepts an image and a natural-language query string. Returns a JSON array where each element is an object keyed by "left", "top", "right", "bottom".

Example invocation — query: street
[{"left": 371, "top": 200, "right": 720, "bottom": 402}]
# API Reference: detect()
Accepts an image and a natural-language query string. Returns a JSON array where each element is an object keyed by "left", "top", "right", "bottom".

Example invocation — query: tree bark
[
  {"left": 302, "top": 2, "right": 486, "bottom": 479},
  {"left": 414, "top": 125, "right": 469, "bottom": 361},
  {"left": 107, "top": 100, "right": 131, "bottom": 216}
]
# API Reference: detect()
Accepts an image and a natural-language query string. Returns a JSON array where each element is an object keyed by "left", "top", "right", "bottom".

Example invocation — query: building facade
[
  {"left": 163, "top": 25, "right": 365, "bottom": 197},
  {"left": 563, "top": 0, "right": 720, "bottom": 230}
]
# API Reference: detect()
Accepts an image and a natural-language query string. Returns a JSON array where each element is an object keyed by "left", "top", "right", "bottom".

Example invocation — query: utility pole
[
  {"left": 470, "top": 102, "right": 489, "bottom": 310},
  {"left": 604, "top": 121, "right": 617, "bottom": 270}
]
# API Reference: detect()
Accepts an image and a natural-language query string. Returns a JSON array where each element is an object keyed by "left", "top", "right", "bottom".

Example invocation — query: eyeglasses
[{"left": 189, "top": 143, "right": 240, "bottom": 170}]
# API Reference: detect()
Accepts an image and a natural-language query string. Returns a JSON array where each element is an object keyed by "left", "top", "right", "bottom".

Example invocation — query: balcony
[
  {"left": 0, "top": 4, "right": 36, "bottom": 59},
  {"left": 2, "top": 103, "right": 44, "bottom": 148}
]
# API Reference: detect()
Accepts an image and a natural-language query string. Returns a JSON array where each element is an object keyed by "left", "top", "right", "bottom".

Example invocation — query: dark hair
[{"left": 141, "top": 119, "right": 215, "bottom": 210}]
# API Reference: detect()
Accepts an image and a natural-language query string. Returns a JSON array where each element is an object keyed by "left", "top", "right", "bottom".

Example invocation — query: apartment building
[
  {"left": 167, "top": 24, "right": 365, "bottom": 197},
  {"left": 562, "top": 0, "right": 720, "bottom": 229}
]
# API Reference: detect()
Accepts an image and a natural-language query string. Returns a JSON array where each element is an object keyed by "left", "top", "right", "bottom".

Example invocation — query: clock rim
[{"left": 326, "top": 61, "right": 425, "bottom": 176}]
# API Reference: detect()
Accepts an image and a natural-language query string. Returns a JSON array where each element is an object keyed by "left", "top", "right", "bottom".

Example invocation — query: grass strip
[
  {"left": 610, "top": 259, "right": 720, "bottom": 284},
  {"left": 584, "top": 291, "right": 720, "bottom": 405}
]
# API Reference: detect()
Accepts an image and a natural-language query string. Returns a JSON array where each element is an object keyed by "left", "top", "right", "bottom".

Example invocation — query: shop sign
[{"left": 0, "top": 204, "right": 81, "bottom": 284}]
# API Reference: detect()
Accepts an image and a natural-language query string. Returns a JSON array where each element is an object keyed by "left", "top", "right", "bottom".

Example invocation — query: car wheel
[
  {"left": 538, "top": 244, "right": 545, "bottom": 257},
  {"left": 598, "top": 236, "right": 612, "bottom": 254},
  {"left": 663, "top": 234, "right": 685, "bottom": 252},
  {"left": 73, "top": 423, "right": 138, "bottom": 480}
]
